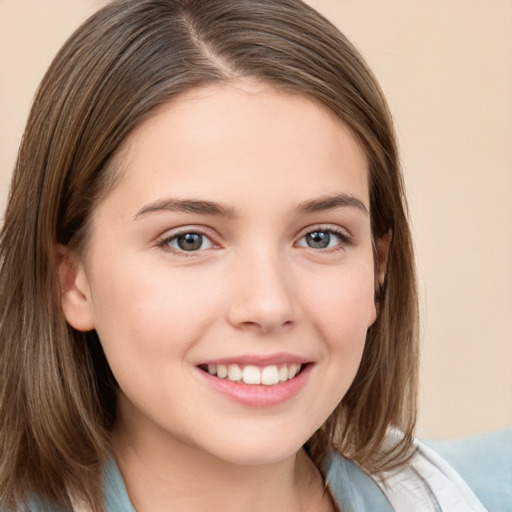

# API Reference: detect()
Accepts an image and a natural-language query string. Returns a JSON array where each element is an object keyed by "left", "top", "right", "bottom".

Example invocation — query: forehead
[{"left": 100, "top": 80, "right": 369, "bottom": 215}]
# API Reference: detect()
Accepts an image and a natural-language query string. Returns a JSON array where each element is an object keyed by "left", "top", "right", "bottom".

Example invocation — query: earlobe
[
  {"left": 373, "top": 231, "right": 392, "bottom": 316},
  {"left": 57, "top": 246, "right": 95, "bottom": 332},
  {"left": 375, "top": 231, "right": 392, "bottom": 287}
]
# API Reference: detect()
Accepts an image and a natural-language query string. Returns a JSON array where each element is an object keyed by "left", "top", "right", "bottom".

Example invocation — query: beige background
[{"left": 1, "top": 0, "right": 511, "bottom": 439}]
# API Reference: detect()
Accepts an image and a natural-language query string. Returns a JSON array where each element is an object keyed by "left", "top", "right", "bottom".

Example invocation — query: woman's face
[{"left": 63, "top": 80, "right": 379, "bottom": 466}]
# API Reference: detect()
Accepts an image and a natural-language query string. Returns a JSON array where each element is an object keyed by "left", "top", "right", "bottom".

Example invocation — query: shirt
[{"left": 99, "top": 439, "right": 487, "bottom": 512}]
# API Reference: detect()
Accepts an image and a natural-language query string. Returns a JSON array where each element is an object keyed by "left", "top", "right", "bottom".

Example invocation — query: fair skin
[{"left": 60, "top": 80, "right": 385, "bottom": 512}]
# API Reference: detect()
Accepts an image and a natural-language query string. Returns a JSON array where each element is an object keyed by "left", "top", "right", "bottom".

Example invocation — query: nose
[{"left": 225, "top": 248, "right": 299, "bottom": 333}]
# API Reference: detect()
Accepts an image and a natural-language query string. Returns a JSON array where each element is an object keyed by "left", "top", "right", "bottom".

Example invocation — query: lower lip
[{"left": 196, "top": 364, "right": 312, "bottom": 407}]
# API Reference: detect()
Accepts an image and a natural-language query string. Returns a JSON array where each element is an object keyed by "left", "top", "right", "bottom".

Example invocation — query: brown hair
[{"left": 0, "top": 0, "right": 418, "bottom": 510}]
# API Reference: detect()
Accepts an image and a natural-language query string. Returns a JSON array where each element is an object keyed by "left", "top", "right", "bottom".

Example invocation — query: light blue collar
[
  {"left": 103, "top": 455, "right": 136, "bottom": 512},
  {"left": 102, "top": 450, "right": 394, "bottom": 512},
  {"left": 324, "top": 450, "right": 394, "bottom": 511}
]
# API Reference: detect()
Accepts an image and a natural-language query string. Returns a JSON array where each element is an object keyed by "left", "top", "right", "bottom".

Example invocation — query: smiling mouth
[{"left": 198, "top": 363, "right": 306, "bottom": 386}]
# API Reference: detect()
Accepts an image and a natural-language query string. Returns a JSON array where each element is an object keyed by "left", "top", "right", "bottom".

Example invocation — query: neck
[{"left": 110, "top": 405, "right": 332, "bottom": 512}]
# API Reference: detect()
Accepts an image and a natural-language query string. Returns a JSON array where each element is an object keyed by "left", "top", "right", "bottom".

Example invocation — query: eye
[
  {"left": 161, "top": 231, "right": 214, "bottom": 252},
  {"left": 296, "top": 228, "right": 350, "bottom": 250}
]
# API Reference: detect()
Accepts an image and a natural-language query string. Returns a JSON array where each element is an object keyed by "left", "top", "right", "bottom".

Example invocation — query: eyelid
[
  {"left": 156, "top": 226, "right": 220, "bottom": 255},
  {"left": 295, "top": 224, "right": 354, "bottom": 249},
  {"left": 297, "top": 223, "right": 352, "bottom": 239},
  {"left": 155, "top": 223, "right": 353, "bottom": 256}
]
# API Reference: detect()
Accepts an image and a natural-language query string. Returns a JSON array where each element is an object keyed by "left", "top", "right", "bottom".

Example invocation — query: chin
[
  {"left": 196, "top": 428, "right": 312, "bottom": 467},
  {"left": 213, "top": 446, "right": 299, "bottom": 467}
]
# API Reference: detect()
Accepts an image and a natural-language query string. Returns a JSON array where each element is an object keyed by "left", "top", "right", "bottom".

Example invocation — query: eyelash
[
  {"left": 157, "top": 225, "right": 353, "bottom": 256},
  {"left": 297, "top": 225, "right": 354, "bottom": 253},
  {"left": 157, "top": 228, "right": 217, "bottom": 257}
]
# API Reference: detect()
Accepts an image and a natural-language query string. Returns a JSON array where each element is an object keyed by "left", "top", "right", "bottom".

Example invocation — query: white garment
[{"left": 376, "top": 440, "right": 487, "bottom": 512}]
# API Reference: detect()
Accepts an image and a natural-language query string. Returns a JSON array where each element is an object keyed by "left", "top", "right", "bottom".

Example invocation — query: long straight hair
[{"left": 0, "top": 1, "right": 418, "bottom": 510}]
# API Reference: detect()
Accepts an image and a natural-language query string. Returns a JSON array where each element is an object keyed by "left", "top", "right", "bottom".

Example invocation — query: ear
[
  {"left": 375, "top": 230, "right": 392, "bottom": 287},
  {"left": 56, "top": 245, "right": 96, "bottom": 332}
]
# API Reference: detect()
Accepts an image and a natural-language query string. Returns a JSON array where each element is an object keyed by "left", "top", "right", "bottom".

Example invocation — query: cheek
[
  {"left": 89, "top": 260, "right": 223, "bottom": 360},
  {"left": 293, "top": 265, "right": 376, "bottom": 431},
  {"left": 302, "top": 264, "right": 376, "bottom": 344},
  {"left": 87, "top": 264, "right": 220, "bottom": 421}
]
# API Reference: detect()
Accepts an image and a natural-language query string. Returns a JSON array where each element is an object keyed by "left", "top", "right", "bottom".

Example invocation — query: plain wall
[{"left": 1, "top": 0, "right": 511, "bottom": 439}]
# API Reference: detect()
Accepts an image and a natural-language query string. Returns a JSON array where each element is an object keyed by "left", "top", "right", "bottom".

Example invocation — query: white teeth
[
  {"left": 217, "top": 364, "right": 228, "bottom": 379},
  {"left": 242, "top": 365, "right": 261, "bottom": 385},
  {"left": 261, "top": 365, "right": 279, "bottom": 386},
  {"left": 205, "top": 363, "right": 303, "bottom": 385},
  {"left": 228, "top": 364, "right": 242, "bottom": 382},
  {"left": 288, "top": 364, "right": 299, "bottom": 379}
]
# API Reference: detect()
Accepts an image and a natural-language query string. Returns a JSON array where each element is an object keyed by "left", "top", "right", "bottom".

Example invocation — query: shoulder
[
  {"left": 425, "top": 427, "right": 512, "bottom": 512},
  {"left": 375, "top": 438, "right": 488, "bottom": 512},
  {"left": 325, "top": 433, "right": 490, "bottom": 512},
  {"left": 324, "top": 449, "right": 395, "bottom": 512},
  {"left": 12, "top": 455, "right": 138, "bottom": 512},
  {"left": 102, "top": 455, "right": 136, "bottom": 512}
]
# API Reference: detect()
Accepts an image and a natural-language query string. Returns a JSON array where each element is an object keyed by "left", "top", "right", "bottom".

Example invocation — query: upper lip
[{"left": 198, "top": 353, "right": 313, "bottom": 367}]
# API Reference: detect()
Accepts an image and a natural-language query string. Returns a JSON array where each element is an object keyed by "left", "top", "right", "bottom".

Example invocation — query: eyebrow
[
  {"left": 133, "top": 192, "right": 368, "bottom": 221},
  {"left": 296, "top": 193, "right": 369, "bottom": 215},
  {"left": 133, "top": 198, "right": 237, "bottom": 220}
]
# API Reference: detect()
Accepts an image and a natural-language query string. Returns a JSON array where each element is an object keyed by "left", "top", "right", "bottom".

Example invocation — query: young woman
[{"left": 0, "top": 1, "right": 486, "bottom": 511}]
